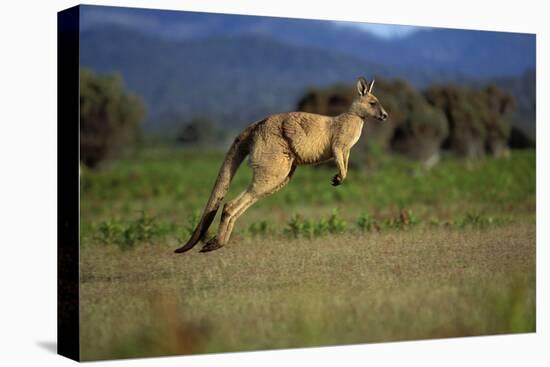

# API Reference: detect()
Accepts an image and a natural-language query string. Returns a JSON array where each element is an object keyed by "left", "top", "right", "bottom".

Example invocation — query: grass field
[{"left": 79, "top": 148, "right": 535, "bottom": 360}]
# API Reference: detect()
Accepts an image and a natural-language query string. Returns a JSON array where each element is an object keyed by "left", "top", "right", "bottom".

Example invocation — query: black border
[{"left": 57, "top": 5, "right": 80, "bottom": 362}]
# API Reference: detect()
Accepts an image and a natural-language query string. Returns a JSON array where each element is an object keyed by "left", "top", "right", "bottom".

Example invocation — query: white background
[{"left": 0, "top": 0, "right": 547, "bottom": 365}]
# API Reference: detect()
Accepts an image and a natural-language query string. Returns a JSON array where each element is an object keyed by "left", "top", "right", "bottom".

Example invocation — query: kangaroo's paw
[
  {"left": 331, "top": 174, "right": 343, "bottom": 186},
  {"left": 200, "top": 238, "right": 224, "bottom": 253}
]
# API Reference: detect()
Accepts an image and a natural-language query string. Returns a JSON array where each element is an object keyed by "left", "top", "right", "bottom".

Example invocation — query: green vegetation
[
  {"left": 94, "top": 211, "right": 165, "bottom": 250},
  {"left": 80, "top": 148, "right": 535, "bottom": 360},
  {"left": 81, "top": 148, "right": 535, "bottom": 245},
  {"left": 283, "top": 210, "right": 347, "bottom": 239}
]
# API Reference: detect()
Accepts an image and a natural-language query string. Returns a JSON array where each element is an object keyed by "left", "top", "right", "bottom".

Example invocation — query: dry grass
[{"left": 80, "top": 222, "right": 535, "bottom": 360}]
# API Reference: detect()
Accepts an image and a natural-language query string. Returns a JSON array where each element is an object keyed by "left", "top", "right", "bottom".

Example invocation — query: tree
[
  {"left": 176, "top": 116, "right": 221, "bottom": 146},
  {"left": 375, "top": 79, "right": 448, "bottom": 165},
  {"left": 80, "top": 68, "right": 146, "bottom": 168},
  {"left": 424, "top": 84, "right": 514, "bottom": 158},
  {"left": 479, "top": 85, "right": 514, "bottom": 157}
]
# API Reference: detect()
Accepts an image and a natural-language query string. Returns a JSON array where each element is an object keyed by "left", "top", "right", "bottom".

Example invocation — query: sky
[
  {"left": 334, "top": 21, "right": 420, "bottom": 39},
  {"left": 79, "top": 5, "right": 420, "bottom": 40}
]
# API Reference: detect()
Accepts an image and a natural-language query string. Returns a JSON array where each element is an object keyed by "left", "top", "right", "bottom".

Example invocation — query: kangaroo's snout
[{"left": 380, "top": 111, "right": 388, "bottom": 121}]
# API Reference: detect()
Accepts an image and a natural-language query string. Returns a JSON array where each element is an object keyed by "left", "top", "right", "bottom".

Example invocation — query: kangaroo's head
[{"left": 349, "top": 77, "right": 388, "bottom": 121}]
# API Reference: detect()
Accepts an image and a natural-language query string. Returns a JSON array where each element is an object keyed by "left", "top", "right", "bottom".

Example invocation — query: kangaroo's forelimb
[{"left": 332, "top": 146, "right": 347, "bottom": 186}]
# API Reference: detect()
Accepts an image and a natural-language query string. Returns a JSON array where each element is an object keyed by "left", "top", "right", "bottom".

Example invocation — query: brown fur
[{"left": 174, "top": 77, "right": 388, "bottom": 253}]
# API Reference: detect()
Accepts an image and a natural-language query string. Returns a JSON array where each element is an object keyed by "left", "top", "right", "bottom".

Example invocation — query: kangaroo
[{"left": 174, "top": 77, "right": 388, "bottom": 254}]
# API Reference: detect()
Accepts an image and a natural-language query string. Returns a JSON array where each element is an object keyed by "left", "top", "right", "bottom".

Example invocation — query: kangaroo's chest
[
  {"left": 338, "top": 119, "right": 364, "bottom": 148},
  {"left": 349, "top": 125, "right": 363, "bottom": 147}
]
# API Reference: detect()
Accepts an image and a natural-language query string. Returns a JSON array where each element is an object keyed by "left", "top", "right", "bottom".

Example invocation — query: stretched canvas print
[{"left": 58, "top": 4, "right": 536, "bottom": 362}]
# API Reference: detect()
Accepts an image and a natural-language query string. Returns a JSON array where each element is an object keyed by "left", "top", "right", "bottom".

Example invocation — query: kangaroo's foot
[
  {"left": 331, "top": 174, "right": 343, "bottom": 186},
  {"left": 200, "top": 238, "right": 224, "bottom": 253}
]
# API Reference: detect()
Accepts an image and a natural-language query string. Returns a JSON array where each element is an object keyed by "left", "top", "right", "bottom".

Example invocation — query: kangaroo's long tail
[{"left": 174, "top": 121, "right": 261, "bottom": 254}]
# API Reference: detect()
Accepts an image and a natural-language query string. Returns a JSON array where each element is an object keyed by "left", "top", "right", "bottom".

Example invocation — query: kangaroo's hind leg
[
  {"left": 200, "top": 159, "right": 295, "bottom": 253},
  {"left": 217, "top": 163, "right": 297, "bottom": 246}
]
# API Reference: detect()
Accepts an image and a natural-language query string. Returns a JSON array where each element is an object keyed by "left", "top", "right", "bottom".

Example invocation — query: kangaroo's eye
[{"left": 369, "top": 101, "right": 377, "bottom": 106}]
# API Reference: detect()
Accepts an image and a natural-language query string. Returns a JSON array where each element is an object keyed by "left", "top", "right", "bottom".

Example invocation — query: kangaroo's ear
[
  {"left": 357, "top": 77, "right": 369, "bottom": 96},
  {"left": 368, "top": 79, "right": 375, "bottom": 93}
]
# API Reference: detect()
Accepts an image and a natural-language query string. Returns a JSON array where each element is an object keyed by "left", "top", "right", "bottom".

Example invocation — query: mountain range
[{"left": 79, "top": 5, "right": 536, "bottom": 134}]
